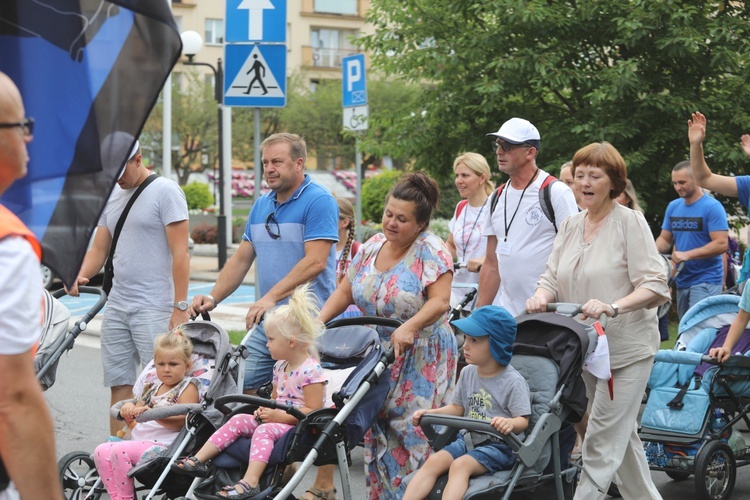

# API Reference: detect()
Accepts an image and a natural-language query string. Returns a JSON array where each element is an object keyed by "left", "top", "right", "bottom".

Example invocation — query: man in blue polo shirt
[
  {"left": 190, "top": 133, "right": 338, "bottom": 390},
  {"left": 656, "top": 160, "right": 728, "bottom": 319}
]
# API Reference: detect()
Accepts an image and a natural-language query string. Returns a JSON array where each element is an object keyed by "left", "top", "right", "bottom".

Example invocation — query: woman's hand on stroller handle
[
  {"left": 454, "top": 259, "right": 483, "bottom": 273},
  {"left": 524, "top": 300, "right": 609, "bottom": 327}
]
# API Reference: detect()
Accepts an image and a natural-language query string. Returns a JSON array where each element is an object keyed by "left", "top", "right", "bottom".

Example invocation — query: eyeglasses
[
  {"left": 492, "top": 140, "right": 523, "bottom": 153},
  {"left": 265, "top": 212, "right": 281, "bottom": 239},
  {"left": 0, "top": 117, "right": 34, "bottom": 137}
]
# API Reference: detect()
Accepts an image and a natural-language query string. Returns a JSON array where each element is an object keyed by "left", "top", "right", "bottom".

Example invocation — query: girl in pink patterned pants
[
  {"left": 94, "top": 331, "right": 199, "bottom": 500},
  {"left": 172, "top": 284, "right": 327, "bottom": 499}
]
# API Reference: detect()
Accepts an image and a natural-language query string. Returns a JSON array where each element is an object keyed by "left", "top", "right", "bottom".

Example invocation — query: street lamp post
[{"left": 180, "top": 30, "right": 227, "bottom": 270}]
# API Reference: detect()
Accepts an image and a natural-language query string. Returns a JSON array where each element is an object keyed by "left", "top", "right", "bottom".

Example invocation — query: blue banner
[{"left": 0, "top": 0, "right": 181, "bottom": 288}]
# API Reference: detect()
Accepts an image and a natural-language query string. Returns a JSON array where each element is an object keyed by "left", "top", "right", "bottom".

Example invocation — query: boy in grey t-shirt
[{"left": 404, "top": 306, "right": 531, "bottom": 500}]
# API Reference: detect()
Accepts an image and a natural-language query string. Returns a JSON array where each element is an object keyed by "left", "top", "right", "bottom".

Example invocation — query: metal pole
[
  {"left": 254, "top": 108, "right": 262, "bottom": 200},
  {"left": 253, "top": 107, "right": 261, "bottom": 303},
  {"left": 163, "top": 74, "right": 172, "bottom": 179},
  {"left": 216, "top": 58, "right": 227, "bottom": 270},
  {"left": 223, "top": 106, "right": 232, "bottom": 253},
  {"left": 355, "top": 138, "right": 362, "bottom": 242}
]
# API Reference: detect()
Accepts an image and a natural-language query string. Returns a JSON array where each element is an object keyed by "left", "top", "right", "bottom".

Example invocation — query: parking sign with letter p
[{"left": 342, "top": 54, "right": 367, "bottom": 107}]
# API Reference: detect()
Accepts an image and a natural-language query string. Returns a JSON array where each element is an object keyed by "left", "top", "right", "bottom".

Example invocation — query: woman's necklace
[{"left": 460, "top": 198, "right": 488, "bottom": 260}]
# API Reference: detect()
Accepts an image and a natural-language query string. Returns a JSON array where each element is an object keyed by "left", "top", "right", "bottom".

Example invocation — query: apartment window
[
  {"left": 314, "top": 0, "right": 357, "bottom": 16},
  {"left": 205, "top": 19, "right": 224, "bottom": 45},
  {"left": 310, "top": 28, "right": 358, "bottom": 68}
]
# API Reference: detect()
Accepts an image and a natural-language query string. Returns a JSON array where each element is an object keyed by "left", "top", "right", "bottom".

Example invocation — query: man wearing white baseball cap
[
  {"left": 68, "top": 132, "right": 190, "bottom": 437},
  {"left": 477, "top": 117, "right": 578, "bottom": 316}
]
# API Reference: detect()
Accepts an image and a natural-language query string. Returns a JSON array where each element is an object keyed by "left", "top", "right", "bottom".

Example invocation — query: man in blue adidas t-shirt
[
  {"left": 656, "top": 160, "right": 728, "bottom": 319},
  {"left": 189, "top": 133, "right": 338, "bottom": 390}
]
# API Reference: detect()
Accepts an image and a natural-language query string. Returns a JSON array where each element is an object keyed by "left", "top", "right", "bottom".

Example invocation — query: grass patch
[
  {"left": 228, "top": 329, "right": 246, "bottom": 346},
  {"left": 660, "top": 321, "right": 679, "bottom": 350}
]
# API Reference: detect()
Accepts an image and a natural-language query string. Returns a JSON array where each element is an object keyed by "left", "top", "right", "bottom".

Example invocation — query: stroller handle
[
  {"left": 544, "top": 302, "right": 608, "bottom": 328},
  {"left": 420, "top": 414, "right": 524, "bottom": 449},
  {"left": 325, "top": 315, "right": 402, "bottom": 330},
  {"left": 214, "top": 394, "right": 307, "bottom": 421},
  {"left": 51, "top": 285, "right": 107, "bottom": 320}
]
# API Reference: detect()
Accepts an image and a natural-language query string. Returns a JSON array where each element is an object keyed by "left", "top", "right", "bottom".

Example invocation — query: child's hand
[
  {"left": 119, "top": 402, "right": 136, "bottom": 420},
  {"left": 411, "top": 409, "right": 428, "bottom": 427},
  {"left": 255, "top": 407, "right": 283, "bottom": 424},
  {"left": 710, "top": 346, "right": 731, "bottom": 363},
  {"left": 131, "top": 406, "right": 149, "bottom": 418},
  {"left": 490, "top": 417, "right": 514, "bottom": 435}
]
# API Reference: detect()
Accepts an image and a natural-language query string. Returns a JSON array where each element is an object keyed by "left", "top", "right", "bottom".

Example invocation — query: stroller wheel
[
  {"left": 58, "top": 451, "right": 102, "bottom": 500},
  {"left": 694, "top": 440, "right": 736, "bottom": 500}
]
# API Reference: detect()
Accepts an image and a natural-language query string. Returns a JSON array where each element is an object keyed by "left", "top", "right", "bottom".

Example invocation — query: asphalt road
[{"left": 44, "top": 323, "right": 750, "bottom": 499}]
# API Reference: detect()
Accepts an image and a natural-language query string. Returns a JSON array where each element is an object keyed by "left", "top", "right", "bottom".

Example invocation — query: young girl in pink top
[
  {"left": 93, "top": 330, "right": 200, "bottom": 500},
  {"left": 172, "top": 283, "right": 326, "bottom": 499}
]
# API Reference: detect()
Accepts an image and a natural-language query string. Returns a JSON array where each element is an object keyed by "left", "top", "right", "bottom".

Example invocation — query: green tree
[
  {"left": 279, "top": 73, "right": 421, "bottom": 169},
  {"left": 362, "top": 170, "right": 403, "bottom": 221},
  {"left": 142, "top": 72, "right": 219, "bottom": 186},
  {"left": 359, "top": 0, "right": 750, "bottom": 230}
]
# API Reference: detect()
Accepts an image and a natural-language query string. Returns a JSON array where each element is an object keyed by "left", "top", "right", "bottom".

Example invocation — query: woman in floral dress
[{"left": 320, "top": 172, "right": 457, "bottom": 499}]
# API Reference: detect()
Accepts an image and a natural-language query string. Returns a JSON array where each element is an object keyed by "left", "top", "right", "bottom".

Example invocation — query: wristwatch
[
  {"left": 174, "top": 301, "right": 189, "bottom": 311},
  {"left": 610, "top": 303, "right": 619, "bottom": 318}
]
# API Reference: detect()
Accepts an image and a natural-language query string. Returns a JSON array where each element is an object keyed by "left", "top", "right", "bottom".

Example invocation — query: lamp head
[{"left": 180, "top": 31, "right": 203, "bottom": 59}]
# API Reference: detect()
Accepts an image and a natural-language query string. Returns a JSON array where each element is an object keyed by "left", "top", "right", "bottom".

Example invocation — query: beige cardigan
[{"left": 537, "top": 202, "right": 670, "bottom": 369}]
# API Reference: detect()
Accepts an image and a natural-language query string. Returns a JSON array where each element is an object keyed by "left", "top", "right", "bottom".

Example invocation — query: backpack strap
[
  {"left": 454, "top": 199, "right": 469, "bottom": 219},
  {"left": 350, "top": 240, "right": 361, "bottom": 258},
  {"left": 538, "top": 175, "right": 559, "bottom": 233},
  {"left": 489, "top": 184, "right": 505, "bottom": 215}
]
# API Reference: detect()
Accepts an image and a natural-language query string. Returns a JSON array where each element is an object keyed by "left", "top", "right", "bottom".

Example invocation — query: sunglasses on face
[{"left": 492, "top": 140, "right": 527, "bottom": 153}]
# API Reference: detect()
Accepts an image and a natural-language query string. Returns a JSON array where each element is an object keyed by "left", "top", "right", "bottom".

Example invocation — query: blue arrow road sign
[
  {"left": 224, "top": 44, "right": 286, "bottom": 107},
  {"left": 342, "top": 54, "right": 367, "bottom": 107},
  {"left": 226, "top": 0, "right": 287, "bottom": 43}
]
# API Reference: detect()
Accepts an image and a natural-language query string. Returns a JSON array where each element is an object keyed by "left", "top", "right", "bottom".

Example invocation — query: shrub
[
  {"left": 429, "top": 218, "right": 451, "bottom": 241},
  {"left": 191, "top": 223, "right": 218, "bottom": 244},
  {"left": 359, "top": 221, "right": 382, "bottom": 243},
  {"left": 182, "top": 182, "right": 214, "bottom": 211},
  {"left": 232, "top": 216, "right": 247, "bottom": 243},
  {"left": 361, "top": 170, "right": 403, "bottom": 222}
]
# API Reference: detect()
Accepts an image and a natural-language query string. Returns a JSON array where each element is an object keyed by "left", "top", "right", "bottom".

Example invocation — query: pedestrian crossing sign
[{"left": 224, "top": 44, "right": 287, "bottom": 107}]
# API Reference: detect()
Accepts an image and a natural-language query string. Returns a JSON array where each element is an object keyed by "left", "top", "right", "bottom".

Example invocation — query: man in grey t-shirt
[{"left": 69, "top": 134, "right": 190, "bottom": 437}]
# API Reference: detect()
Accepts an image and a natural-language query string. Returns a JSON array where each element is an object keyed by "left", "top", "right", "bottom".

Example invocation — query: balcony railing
[{"left": 301, "top": 46, "right": 359, "bottom": 68}]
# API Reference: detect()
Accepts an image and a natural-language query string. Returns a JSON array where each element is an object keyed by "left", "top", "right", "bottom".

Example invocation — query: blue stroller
[
  {"left": 640, "top": 294, "right": 750, "bottom": 500},
  {"left": 178, "top": 316, "right": 401, "bottom": 500}
]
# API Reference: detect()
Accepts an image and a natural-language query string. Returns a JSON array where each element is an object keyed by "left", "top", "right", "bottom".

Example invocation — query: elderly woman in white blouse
[{"left": 526, "top": 142, "right": 669, "bottom": 500}]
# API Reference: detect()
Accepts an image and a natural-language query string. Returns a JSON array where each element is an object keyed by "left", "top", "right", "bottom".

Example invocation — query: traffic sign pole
[{"left": 342, "top": 54, "right": 368, "bottom": 242}]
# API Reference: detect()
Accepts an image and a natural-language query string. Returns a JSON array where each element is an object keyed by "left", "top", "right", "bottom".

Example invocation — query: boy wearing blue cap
[{"left": 403, "top": 306, "right": 531, "bottom": 500}]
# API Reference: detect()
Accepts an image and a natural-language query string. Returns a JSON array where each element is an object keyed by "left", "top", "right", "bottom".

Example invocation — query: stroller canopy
[{"left": 513, "top": 313, "right": 592, "bottom": 423}]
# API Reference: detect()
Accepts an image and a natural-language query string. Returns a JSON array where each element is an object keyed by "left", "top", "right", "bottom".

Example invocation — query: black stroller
[
  {"left": 178, "top": 316, "right": 401, "bottom": 500},
  {"left": 409, "top": 304, "right": 596, "bottom": 499}
]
